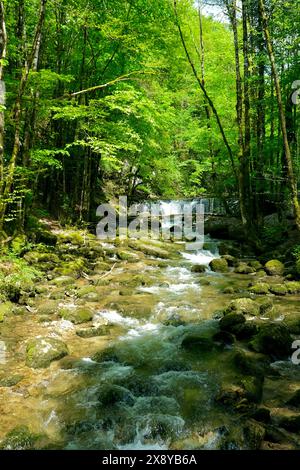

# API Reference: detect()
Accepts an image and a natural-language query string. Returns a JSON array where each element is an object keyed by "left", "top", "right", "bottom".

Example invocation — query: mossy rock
[
  {"left": 226, "top": 298, "right": 260, "bottom": 316},
  {"left": 128, "top": 240, "right": 174, "bottom": 259},
  {"left": 24, "top": 251, "right": 59, "bottom": 265},
  {"left": 191, "top": 264, "right": 206, "bottom": 273},
  {"left": 232, "top": 349, "right": 269, "bottom": 377},
  {"left": 60, "top": 307, "right": 93, "bottom": 324},
  {"left": 234, "top": 263, "right": 255, "bottom": 274},
  {"left": 51, "top": 276, "right": 75, "bottom": 286},
  {"left": 219, "top": 312, "right": 246, "bottom": 332},
  {"left": 223, "top": 286, "right": 235, "bottom": 294},
  {"left": 0, "top": 374, "right": 24, "bottom": 387},
  {"left": 256, "top": 270, "right": 267, "bottom": 278},
  {"left": 248, "top": 260, "right": 263, "bottom": 271},
  {"left": 181, "top": 334, "right": 215, "bottom": 352},
  {"left": 250, "top": 323, "right": 292, "bottom": 358},
  {"left": 10, "top": 235, "right": 28, "bottom": 254},
  {"left": 232, "top": 322, "right": 259, "bottom": 340},
  {"left": 0, "top": 426, "right": 41, "bottom": 450},
  {"left": 221, "top": 255, "right": 237, "bottom": 267},
  {"left": 36, "top": 300, "right": 61, "bottom": 316},
  {"left": 286, "top": 389, "right": 300, "bottom": 407},
  {"left": 285, "top": 281, "right": 300, "bottom": 294},
  {"left": 243, "top": 420, "right": 265, "bottom": 450},
  {"left": 58, "top": 231, "right": 85, "bottom": 246},
  {"left": 35, "top": 230, "right": 57, "bottom": 246},
  {"left": 117, "top": 250, "right": 139, "bottom": 262},
  {"left": 76, "top": 325, "right": 110, "bottom": 338},
  {"left": 265, "top": 259, "right": 285, "bottom": 276},
  {"left": 26, "top": 337, "right": 69, "bottom": 368},
  {"left": 269, "top": 284, "right": 287, "bottom": 296},
  {"left": 54, "top": 258, "right": 86, "bottom": 276},
  {"left": 249, "top": 283, "right": 270, "bottom": 295},
  {"left": 0, "top": 301, "right": 13, "bottom": 322},
  {"left": 93, "top": 261, "right": 112, "bottom": 273},
  {"left": 209, "top": 258, "right": 229, "bottom": 273}
]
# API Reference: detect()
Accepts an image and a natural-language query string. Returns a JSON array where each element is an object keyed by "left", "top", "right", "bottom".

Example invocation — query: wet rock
[
  {"left": 249, "top": 283, "right": 270, "bottom": 295},
  {"left": 250, "top": 323, "right": 292, "bottom": 358},
  {"left": 250, "top": 407, "right": 271, "bottom": 424},
  {"left": 234, "top": 263, "right": 255, "bottom": 274},
  {"left": 233, "top": 322, "right": 259, "bottom": 340},
  {"left": 226, "top": 298, "right": 260, "bottom": 316},
  {"left": 213, "top": 331, "right": 235, "bottom": 345},
  {"left": 0, "top": 374, "right": 24, "bottom": 387},
  {"left": 181, "top": 334, "right": 215, "bottom": 352},
  {"left": 240, "top": 376, "right": 264, "bottom": 403},
  {"left": 51, "top": 276, "right": 75, "bottom": 286},
  {"left": 60, "top": 307, "right": 93, "bottom": 324},
  {"left": 215, "top": 384, "right": 249, "bottom": 408},
  {"left": 26, "top": 337, "right": 69, "bottom": 368},
  {"left": 117, "top": 250, "right": 139, "bottom": 262},
  {"left": 191, "top": 264, "right": 206, "bottom": 273},
  {"left": 286, "top": 389, "right": 300, "bottom": 408},
  {"left": 209, "top": 258, "right": 229, "bottom": 273},
  {"left": 269, "top": 284, "right": 287, "bottom": 296},
  {"left": 232, "top": 349, "right": 269, "bottom": 377},
  {"left": 271, "top": 408, "right": 300, "bottom": 433},
  {"left": 219, "top": 312, "right": 246, "bottom": 332},
  {"left": 0, "top": 301, "right": 13, "bottom": 322},
  {"left": 243, "top": 420, "right": 265, "bottom": 450},
  {"left": 265, "top": 260, "right": 285, "bottom": 276},
  {"left": 128, "top": 240, "right": 172, "bottom": 259},
  {"left": 97, "top": 384, "right": 135, "bottom": 407},
  {"left": 76, "top": 325, "right": 110, "bottom": 338},
  {"left": 0, "top": 426, "right": 41, "bottom": 450},
  {"left": 58, "top": 231, "right": 85, "bottom": 246}
]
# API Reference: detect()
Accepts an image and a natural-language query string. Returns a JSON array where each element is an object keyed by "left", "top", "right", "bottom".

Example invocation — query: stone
[
  {"left": 232, "top": 349, "right": 269, "bottom": 377},
  {"left": 213, "top": 331, "right": 235, "bottom": 345},
  {"left": 223, "top": 287, "right": 235, "bottom": 294},
  {"left": 243, "top": 420, "right": 265, "bottom": 450},
  {"left": 191, "top": 264, "right": 206, "bottom": 273},
  {"left": 221, "top": 255, "right": 237, "bottom": 267},
  {"left": 233, "top": 322, "right": 258, "bottom": 340},
  {"left": 35, "top": 230, "right": 57, "bottom": 246},
  {"left": 117, "top": 250, "right": 139, "bottom": 261},
  {"left": 248, "top": 260, "right": 263, "bottom": 271},
  {"left": 269, "top": 284, "right": 287, "bottom": 296},
  {"left": 250, "top": 408, "right": 271, "bottom": 424},
  {"left": 76, "top": 325, "right": 110, "bottom": 338},
  {"left": 0, "top": 426, "right": 40, "bottom": 450},
  {"left": 0, "top": 301, "right": 13, "bottom": 322},
  {"left": 219, "top": 313, "right": 246, "bottom": 332},
  {"left": 209, "top": 258, "right": 229, "bottom": 273},
  {"left": 181, "top": 334, "right": 215, "bottom": 352},
  {"left": 215, "top": 384, "right": 248, "bottom": 408},
  {"left": 51, "top": 276, "right": 75, "bottom": 286},
  {"left": 97, "top": 384, "right": 134, "bottom": 406},
  {"left": 226, "top": 298, "right": 260, "bottom": 316},
  {"left": 265, "top": 260, "right": 285, "bottom": 276},
  {"left": 271, "top": 408, "right": 300, "bottom": 433},
  {"left": 286, "top": 389, "right": 300, "bottom": 408},
  {"left": 249, "top": 283, "right": 270, "bottom": 295},
  {"left": 0, "top": 374, "right": 24, "bottom": 387},
  {"left": 285, "top": 281, "right": 300, "bottom": 294},
  {"left": 234, "top": 263, "right": 255, "bottom": 274},
  {"left": 60, "top": 307, "right": 93, "bottom": 324},
  {"left": 250, "top": 323, "right": 292, "bottom": 358},
  {"left": 26, "top": 337, "right": 68, "bottom": 368},
  {"left": 240, "top": 376, "right": 264, "bottom": 403}
]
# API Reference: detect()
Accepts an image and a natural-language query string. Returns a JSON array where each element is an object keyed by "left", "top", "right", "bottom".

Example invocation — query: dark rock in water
[
  {"left": 232, "top": 349, "right": 270, "bottom": 377},
  {"left": 250, "top": 323, "right": 292, "bottom": 358},
  {"left": 181, "top": 334, "right": 215, "bottom": 352},
  {"left": 191, "top": 264, "right": 206, "bottom": 273},
  {"left": 219, "top": 313, "right": 246, "bottom": 332},
  {"left": 232, "top": 322, "right": 258, "bottom": 340},
  {"left": 240, "top": 376, "right": 264, "bottom": 403},
  {"left": 213, "top": 331, "right": 235, "bottom": 345},
  {"left": 209, "top": 258, "right": 229, "bottom": 273},
  {"left": 250, "top": 407, "right": 271, "bottom": 424},
  {"left": 243, "top": 419, "right": 265, "bottom": 450},
  {"left": 0, "top": 426, "right": 41, "bottom": 450},
  {"left": 97, "top": 384, "right": 135, "bottom": 407},
  {"left": 92, "top": 347, "right": 120, "bottom": 363},
  {"left": 286, "top": 389, "right": 300, "bottom": 408},
  {"left": 271, "top": 408, "right": 300, "bottom": 433},
  {"left": 221, "top": 255, "right": 237, "bottom": 267}
]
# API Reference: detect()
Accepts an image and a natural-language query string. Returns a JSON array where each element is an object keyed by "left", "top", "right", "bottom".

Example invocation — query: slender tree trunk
[
  {"left": 0, "top": 0, "right": 48, "bottom": 231},
  {"left": 259, "top": 0, "right": 300, "bottom": 230},
  {"left": 0, "top": 0, "right": 7, "bottom": 192}
]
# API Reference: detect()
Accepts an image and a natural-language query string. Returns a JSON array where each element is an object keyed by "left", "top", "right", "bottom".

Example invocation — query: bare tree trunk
[{"left": 259, "top": 0, "right": 300, "bottom": 230}]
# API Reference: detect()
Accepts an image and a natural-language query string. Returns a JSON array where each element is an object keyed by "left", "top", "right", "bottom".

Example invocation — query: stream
[{"left": 0, "top": 203, "right": 300, "bottom": 450}]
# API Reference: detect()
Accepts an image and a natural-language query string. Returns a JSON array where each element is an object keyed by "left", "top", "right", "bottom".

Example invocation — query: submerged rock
[
  {"left": 0, "top": 426, "right": 41, "bottom": 450},
  {"left": 209, "top": 258, "right": 229, "bottom": 273},
  {"left": 0, "top": 374, "right": 24, "bottom": 387},
  {"left": 26, "top": 337, "right": 69, "bottom": 368},
  {"left": 181, "top": 334, "right": 215, "bottom": 352},
  {"left": 219, "top": 312, "right": 246, "bottom": 332},
  {"left": 97, "top": 384, "right": 135, "bottom": 407},
  {"left": 250, "top": 324, "right": 292, "bottom": 358},
  {"left": 265, "top": 260, "right": 285, "bottom": 276},
  {"left": 232, "top": 349, "right": 269, "bottom": 377},
  {"left": 191, "top": 264, "right": 206, "bottom": 273}
]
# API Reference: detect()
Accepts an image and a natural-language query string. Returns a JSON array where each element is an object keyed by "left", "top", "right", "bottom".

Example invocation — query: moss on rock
[
  {"left": 60, "top": 306, "right": 94, "bottom": 324},
  {"left": 209, "top": 258, "right": 229, "bottom": 273},
  {"left": 26, "top": 337, "right": 69, "bottom": 368},
  {"left": 265, "top": 259, "right": 285, "bottom": 276},
  {"left": 249, "top": 283, "right": 270, "bottom": 295}
]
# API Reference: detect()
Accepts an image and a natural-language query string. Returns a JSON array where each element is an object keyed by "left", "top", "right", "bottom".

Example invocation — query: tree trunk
[{"left": 259, "top": 0, "right": 300, "bottom": 230}]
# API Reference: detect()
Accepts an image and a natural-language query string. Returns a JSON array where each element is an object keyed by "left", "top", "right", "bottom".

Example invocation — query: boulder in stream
[
  {"left": 209, "top": 258, "right": 229, "bottom": 273},
  {"left": 59, "top": 306, "right": 94, "bottom": 324},
  {"left": 26, "top": 337, "right": 69, "bottom": 368},
  {"left": 250, "top": 323, "right": 292, "bottom": 358},
  {"left": 265, "top": 259, "right": 285, "bottom": 276}
]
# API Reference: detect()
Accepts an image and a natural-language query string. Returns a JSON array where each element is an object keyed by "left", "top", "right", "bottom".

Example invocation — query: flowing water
[{"left": 0, "top": 203, "right": 299, "bottom": 450}]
